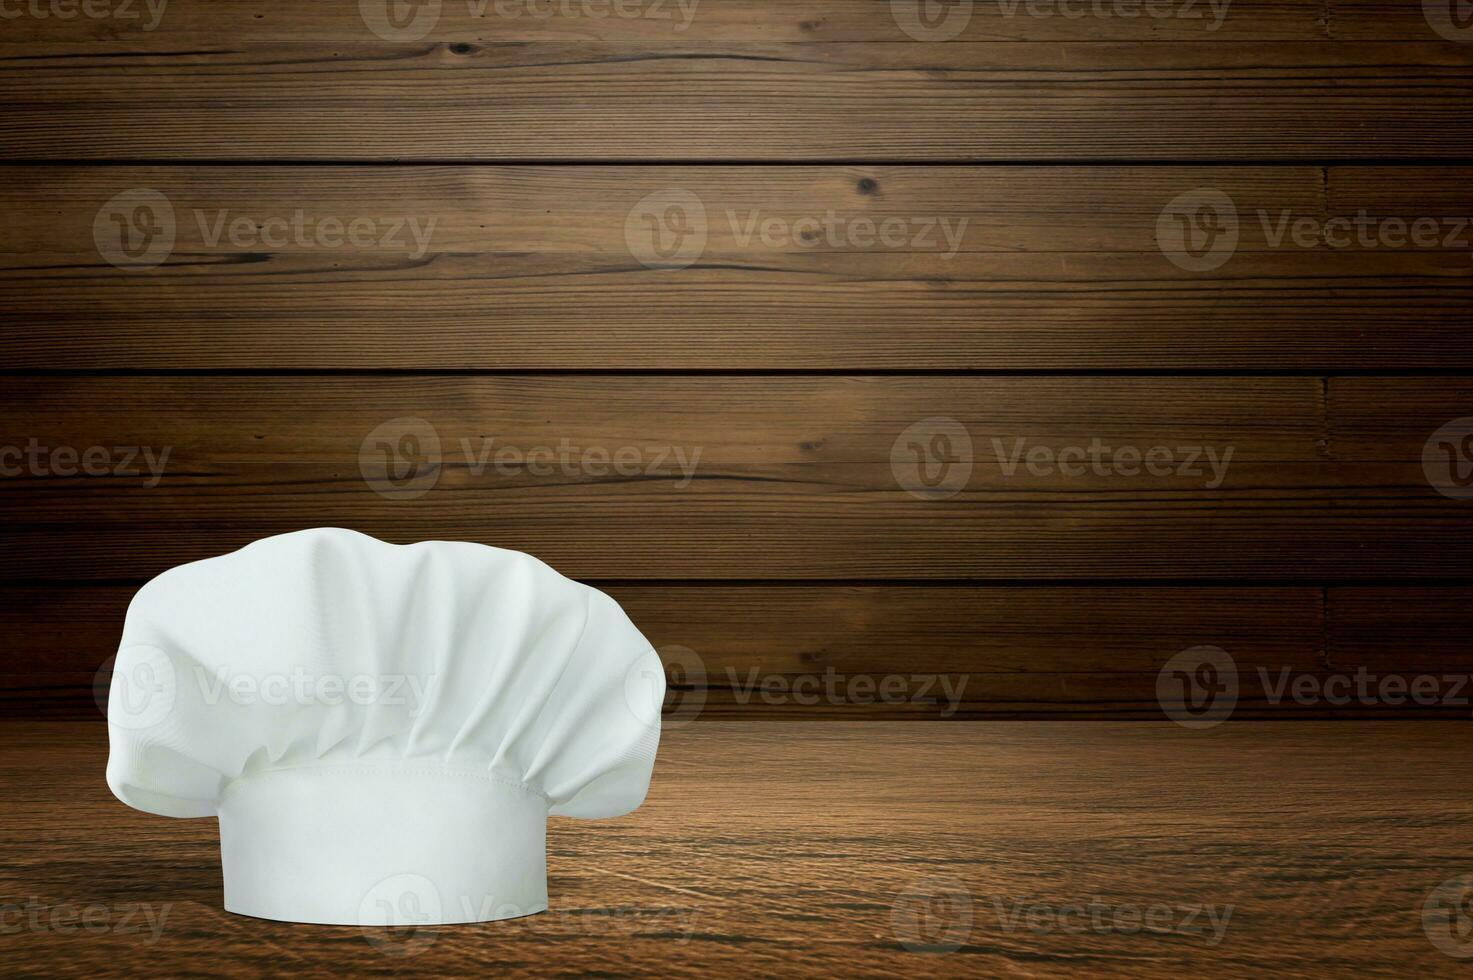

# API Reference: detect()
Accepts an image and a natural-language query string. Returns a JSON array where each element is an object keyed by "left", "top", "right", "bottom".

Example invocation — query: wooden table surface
[{"left": 3, "top": 719, "right": 1471, "bottom": 977}]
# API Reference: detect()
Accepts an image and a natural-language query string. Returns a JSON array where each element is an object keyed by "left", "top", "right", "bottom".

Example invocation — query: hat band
[{"left": 218, "top": 766, "right": 548, "bottom": 925}]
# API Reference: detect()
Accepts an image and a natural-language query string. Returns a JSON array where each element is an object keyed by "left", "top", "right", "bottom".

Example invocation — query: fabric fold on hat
[{"left": 106, "top": 528, "right": 665, "bottom": 925}]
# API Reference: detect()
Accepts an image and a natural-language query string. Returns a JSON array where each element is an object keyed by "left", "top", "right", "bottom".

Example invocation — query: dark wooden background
[{"left": 3, "top": 0, "right": 1472, "bottom": 719}]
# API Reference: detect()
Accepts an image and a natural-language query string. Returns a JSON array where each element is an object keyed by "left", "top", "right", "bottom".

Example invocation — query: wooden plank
[
  {"left": 4, "top": 166, "right": 1470, "bottom": 369},
  {"left": 16, "top": 583, "right": 1473, "bottom": 717},
  {"left": 1330, "top": 0, "right": 1473, "bottom": 41},
  {"left": 1329, "top": 587, "right": 1473, "bottom": 672},
  {"left": 2, "top": 42, "right": 1470, "bottom": 160},
  {"left": 0, "top": 165, "right": 1331, "bottom": 254},
  {"left": 0, "top": 373, "right": 1320, "bottom": 582},
  {"left": 0, "top": 0, "right": 1333, "bottom": 43},
  {"left": 15, "top": 584, "right": 1473, "bottom": 717},
  {"left": 0, "top": 584, "right": 1324, "bottom": 674},
  {"left": 30, "top": 668, "right": 1473, "bottom": 718},
  {"left": 1328, "top": 376, "right": 1473, "bottom": 463},
  {"left": 0, "top": 584, "right": 1327, "bottom": 718},
  {"left": 3, "top": 719, "right": 1473, "bottom": 975},
  {"left": 0, "top": 0, "right": 1446, "bottom": 43},
  {"left": 2, "top": 374, "right": 1472, "bottom": 581}
]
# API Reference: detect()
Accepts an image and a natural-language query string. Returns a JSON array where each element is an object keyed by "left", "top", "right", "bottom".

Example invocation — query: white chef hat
[{"left": 105, "top": 528, "right": 665, "bottom": 926}]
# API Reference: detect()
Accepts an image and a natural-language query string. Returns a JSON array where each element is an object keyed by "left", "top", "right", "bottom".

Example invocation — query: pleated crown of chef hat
[{"left": 105, "top": 528, "right": 666, "bottom": 925}]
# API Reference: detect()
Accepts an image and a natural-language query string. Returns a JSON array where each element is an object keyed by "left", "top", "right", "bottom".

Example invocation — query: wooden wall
[{"left": 3, "top": 0, "right": 1471, "bottom": 717}]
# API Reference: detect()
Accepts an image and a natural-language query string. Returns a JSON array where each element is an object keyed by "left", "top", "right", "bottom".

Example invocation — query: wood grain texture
[
  {"left": 11, "top": 583, "right": 1473, "bottom": 718},
  {"left": 0, "top": 584, "right": 1324, "bottom": 675},
  {"left": 0, "top": 0, "right": 1341, "bottom": 43},
  {"left": 3, "top": 41, "right": 1471, "bottom": 160},
  {"left": 0, "top": 373, "right": 1382, "bottom": 581},
  {"left": 0, "top": 584, "right": 1318, "bottom": 718},
  {"left": 3, "top": 720, "right": 1473, "bottom": 976},
  {"left": 5, "top": 165, "right": 1471, "bottom": 369},
  {"left": 0, "top": 0, "right": 1452, "bottom": 43},
  {"left": 1328, "top": 587, "right": 1473, "bottom": 672},
  {"left": 5, "top": 374, "right": 1471, "bottom": 582}
]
